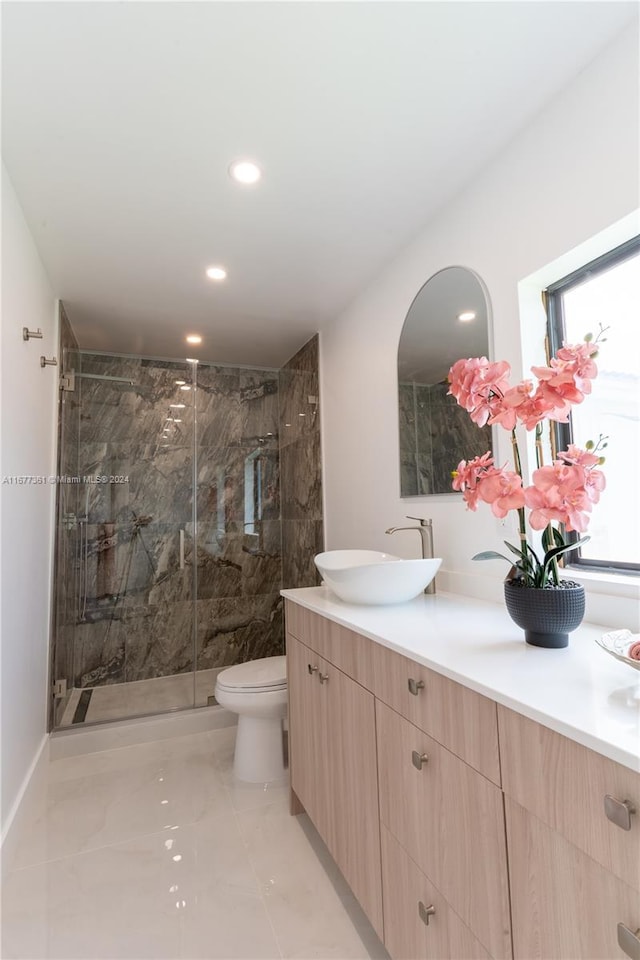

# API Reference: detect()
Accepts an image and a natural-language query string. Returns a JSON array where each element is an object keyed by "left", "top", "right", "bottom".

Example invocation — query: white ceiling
[{"left": 2, "top": 2, "right": 636, "bottom": 367}]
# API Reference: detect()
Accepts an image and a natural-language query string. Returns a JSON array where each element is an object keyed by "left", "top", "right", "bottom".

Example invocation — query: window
[{"left": 546, "top": 236, "right": 640, "bottom": 573}]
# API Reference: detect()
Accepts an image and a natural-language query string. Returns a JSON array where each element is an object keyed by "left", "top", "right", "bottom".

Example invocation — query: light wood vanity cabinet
[{"left": 285, "top": 600, "right": 640, "bottom": 960}]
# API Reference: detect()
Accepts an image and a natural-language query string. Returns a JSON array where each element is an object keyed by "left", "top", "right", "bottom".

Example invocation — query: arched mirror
[{"left": 398, "top": 266, "right": 493, "bottom": 496}]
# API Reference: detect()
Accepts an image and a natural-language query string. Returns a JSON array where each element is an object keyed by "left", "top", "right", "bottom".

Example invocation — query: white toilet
[{"left": 214, "top": 655, "right": 288, "bottom": 783}]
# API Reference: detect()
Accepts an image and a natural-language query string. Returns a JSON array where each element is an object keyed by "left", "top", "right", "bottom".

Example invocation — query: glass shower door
[{"left": 52, "top": 355, "right": 198, "bottom": 727}]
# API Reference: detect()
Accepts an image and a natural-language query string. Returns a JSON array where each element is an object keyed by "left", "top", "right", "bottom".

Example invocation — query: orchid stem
[
  {"left": 535, "top": 424, "right": 544, "bottom": 469},
  {"left": 510, "top": 430, "right": 528, "bottom": 546}
]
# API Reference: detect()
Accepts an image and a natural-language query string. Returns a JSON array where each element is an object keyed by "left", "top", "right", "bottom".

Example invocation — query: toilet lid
[{"left": 216, "top": 655, "right": 287, "bottom": 691}]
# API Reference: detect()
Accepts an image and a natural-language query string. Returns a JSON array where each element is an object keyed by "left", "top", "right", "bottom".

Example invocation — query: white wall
[
  {"left": 1, "top": 163, "right": 58, "bottom": 839},
  {"left": 320, "top": 26, "right": 640, "bottom": 628}
]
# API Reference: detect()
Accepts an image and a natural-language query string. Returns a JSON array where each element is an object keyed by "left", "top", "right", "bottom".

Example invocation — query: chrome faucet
[{"left": 385, "top": 516, "right": 436, "bottom": 594}]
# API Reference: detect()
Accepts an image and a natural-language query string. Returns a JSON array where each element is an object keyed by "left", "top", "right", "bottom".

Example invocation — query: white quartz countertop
[{"left": 281, "top": 586, "right": 640, "bottom": 773}]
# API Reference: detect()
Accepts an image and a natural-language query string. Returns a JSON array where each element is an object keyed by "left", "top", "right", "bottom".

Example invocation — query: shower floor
[{"left": 59, "top": 668, "right": 223, "bottom": 727}]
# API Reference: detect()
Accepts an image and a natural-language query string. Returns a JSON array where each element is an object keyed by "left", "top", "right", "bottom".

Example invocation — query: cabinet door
[
  {"left": 506, "top": 797, "right": 640, "bottom": 959},
  {"left": 324, "top": 658, "right": 383, "bottom": 940},
  {"left": 377, "top": 700, "right": 512, "bottom": 959},
  {"left": 381, "top": 824, "right": 492, "bottom": 960},
  {"left": 287, "top": 632, "right": 384, "bottom": 940},
  {"left": 287, "top": 633, "right": 333, "bottom": 842}
]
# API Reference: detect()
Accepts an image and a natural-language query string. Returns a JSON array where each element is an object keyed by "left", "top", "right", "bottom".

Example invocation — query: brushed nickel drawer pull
[
  {"left": 307, "top": 664, "right": 318, "bottom": 675},
  {"left": 418, "top": 902, "right": 436, "bottom": 926},
  {"left": 408, "top": 677, "right": 425, "bottom": 696},
  {"left": 618, "top": 923, "right": 640, "bottom": 960},
  {"left": 412, "top": 750, "right": 429, "bottom": 770},
  {"left": 319, "top": 673, "right": 329, "bottom": 684},
  {"left": 605, "top": 795, "right": 635, "bottom": 830}
]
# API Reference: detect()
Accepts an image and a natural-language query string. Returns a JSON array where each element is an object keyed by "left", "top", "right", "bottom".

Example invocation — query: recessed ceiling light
[
  {"left": 185, "top": 358, "right": 199, "bottom": 364},
  {"left": 229, "top": 159, "right": 262, "bottom": 185},
  {"left": 206, "top": 266, "right": 227, "bottom": 281},
  {"left": 174, "top": 380, "right": 186, "bottom": 386},
  {"left": 458, "top": 311, "right": 477, "bottom": 322},
  {"left": 170, "top": 403, "right": 186, "bottom": 409},
  {"left": 186, "top": 334, "right": 202, "bottom": 345},
  {"left": 180, "top": 385, "right": 192, "bottom": 391}
]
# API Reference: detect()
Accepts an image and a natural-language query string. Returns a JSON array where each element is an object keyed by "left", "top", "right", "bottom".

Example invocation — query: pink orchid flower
[
  {"left": 451, "top": 452, "right": 497, "bottom": 510},
  {"left": 524, "top": 463, "right": 593, "bottom": 532},
  {"left": 558, "top": 444, "right": 600, "bottom": 468},
  {"left": 477, "top": 467, "right": 526, "bottom": 518},
  {"left": 532, "top": 374, "right": 585, "bottom": 413},
  {"left": 557, "top": 445, "right": 606, "bottom": 504},
  {"left": 448, "top": 358, "right": 511, "bottom": 427},
  {"left": 556, "top": 341, "right": 598, "bottom": 390},
  {"left": 488, "top": 380, "right": 553, "bottom": 431}
]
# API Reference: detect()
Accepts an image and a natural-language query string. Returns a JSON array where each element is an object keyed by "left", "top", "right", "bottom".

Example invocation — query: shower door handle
[{"left": 179, "top": 529, "right": 185, "bottom": 570}]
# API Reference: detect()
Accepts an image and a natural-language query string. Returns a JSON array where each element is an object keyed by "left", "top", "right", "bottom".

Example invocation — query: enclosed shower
[{"left": 50, "top": 309, "right": 322, "bottom": 729}]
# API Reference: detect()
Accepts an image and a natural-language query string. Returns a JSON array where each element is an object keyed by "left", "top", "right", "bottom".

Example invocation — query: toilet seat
[
  {"left": 216, "top": 655, "right": 287, "bottom": 693},
  {"left": 216, "top": 680, "right": 287, "bottom": 695}
]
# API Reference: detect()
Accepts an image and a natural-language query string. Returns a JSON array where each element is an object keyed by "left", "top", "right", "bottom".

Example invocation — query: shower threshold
[{"left": 58, "top": 668, "right": 223, "bottom": 727}]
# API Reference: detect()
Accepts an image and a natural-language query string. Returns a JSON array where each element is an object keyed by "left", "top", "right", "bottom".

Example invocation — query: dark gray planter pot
[{"left": 504, "top": 580, "right": 586, "bottom": 648}]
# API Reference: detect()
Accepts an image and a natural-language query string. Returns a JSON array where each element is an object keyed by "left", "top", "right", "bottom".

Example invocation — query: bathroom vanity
[{"left": 282, "top": 587, "right": 640, "bottom": 960}]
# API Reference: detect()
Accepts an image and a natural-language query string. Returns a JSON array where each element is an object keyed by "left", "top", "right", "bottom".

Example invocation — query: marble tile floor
[
  {"left": 1, "top": 725, "right": 388, "bottom": 960},
  {"left": 60, "top": 669, "right": 223, "bottom": 727}
]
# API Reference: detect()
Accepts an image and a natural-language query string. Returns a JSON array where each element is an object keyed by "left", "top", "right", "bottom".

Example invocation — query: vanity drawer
[
  {"left": 284, "top": 601, "right": 375, "bottom": 688},
  {"left": 498, "top": 706, "right": 640, "bottom": 890},
  {"left": 371, "top": 641, "right": 501, "bottom": 784},
  {"left": 506, "top": 797, "right": 640, "bottom": 959},
  {"left": 381, "top": 824, "right": 493, "bottom": 960},
  {"left": 377, "top": 700, "right": 512, "bottom": 959}
]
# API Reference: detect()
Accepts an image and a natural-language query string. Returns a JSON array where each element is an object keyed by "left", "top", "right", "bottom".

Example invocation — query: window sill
[{"left": 564, "top": 565, "right": 640, "bottom": 600}]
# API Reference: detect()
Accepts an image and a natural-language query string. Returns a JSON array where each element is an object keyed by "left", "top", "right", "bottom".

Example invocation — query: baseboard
[
  {"left": 49, "top": 704, "right": 236, "bottom": 760},
  {"left": 1, "top": 734, "right": 50, "bottom": 881}
]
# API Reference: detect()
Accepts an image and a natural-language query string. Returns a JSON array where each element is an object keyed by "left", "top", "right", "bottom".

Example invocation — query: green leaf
[
  {"left": 584, "top": 333, "right": 593, "bottom": 342},
  {"left": 503, "top": 540, "right": 527, "bottom": 560},
  {"left": 543, "top": 526, "right": 566, "bottom": 552},
  {"left": 522, "top": 541, "right": 541, "bottom": 566},
  {"left": 472, "top": 551, "right": 513, "bottom": 563},
  {"left": 540, "top": 536, "right": 590, "bottom": 583}
]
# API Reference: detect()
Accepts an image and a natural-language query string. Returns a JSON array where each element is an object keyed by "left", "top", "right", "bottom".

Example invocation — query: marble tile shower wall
[
  {"left": 399, "top": 381, "right": 492, "bottom": 495},
  {"left": 72, "top": 353, "right": 284, "bottom": 688},
  {"left": 278, "top": 335, "right": 324, "bottom": 589}
]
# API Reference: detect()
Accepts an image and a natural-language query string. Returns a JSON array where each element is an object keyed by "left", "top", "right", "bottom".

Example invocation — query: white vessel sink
[{"left": 314, "top": 550, "right": 441, "bottom": 605}]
